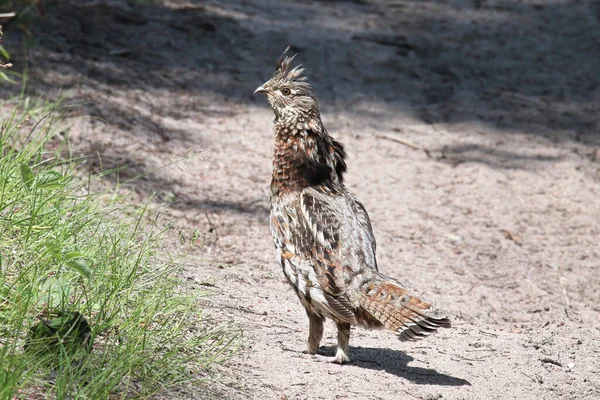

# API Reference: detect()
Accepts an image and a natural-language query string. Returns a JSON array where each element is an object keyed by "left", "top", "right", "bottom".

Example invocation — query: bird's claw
[{"left": 313, "top": 353, "right": 350, "bottom": 364}]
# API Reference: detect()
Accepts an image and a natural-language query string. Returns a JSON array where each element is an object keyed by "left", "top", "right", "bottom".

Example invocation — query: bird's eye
[{"left": 281, "top": 88, "right": 291, "bottom": 96}]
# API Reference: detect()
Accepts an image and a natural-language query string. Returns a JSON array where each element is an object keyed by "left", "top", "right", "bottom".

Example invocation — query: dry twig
[
  {"left": 555, "top": 265, "right": 572, "bottom": 320},
  {"left": 540, "top": 357, "right": 562, "bottom": 367},
  {"left": 479, "top": 329, "right": 499, "bottom": 337},
  {"left": 376, "top": 134, "right": 432, "bottom": 158},
  {"left": 500, "top": 229, "right": 523, "bottom": 246}
]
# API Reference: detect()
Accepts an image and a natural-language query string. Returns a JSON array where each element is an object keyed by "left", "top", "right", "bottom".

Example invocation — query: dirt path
[{"left": 5, "top": 0, "right": 600, "bottom": 398}]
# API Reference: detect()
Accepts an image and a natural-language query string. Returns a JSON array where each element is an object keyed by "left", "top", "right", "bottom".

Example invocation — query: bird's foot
[{"left": 314, "top": 349, "right": 350, "bottom": 364}]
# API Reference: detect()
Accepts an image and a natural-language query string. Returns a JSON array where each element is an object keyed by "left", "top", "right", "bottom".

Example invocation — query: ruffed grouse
[{"left": 255, "top": 47, "right": 450, "bottom": 364}]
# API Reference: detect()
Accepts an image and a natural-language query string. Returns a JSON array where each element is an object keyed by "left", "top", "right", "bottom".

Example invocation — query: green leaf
[
  {"left": 37, "top": 278, "right": 71, "bottom": 308},
  {"left": 19, "top": 163, "right": 35, "bottom": 189},
  {"left": 26, "top": 312, "right": 93, "bottom": 356},
  {"left": 29, "top": 318, "right": 54, "bottom": 339},
  {"left": 0, "top": 45, "right": 9, "bottom": 61},
  {"left": 21, "top": 163, "right": 35, "bottom": 189},
  {"left": 66, "top": 258, "right": 92, "bottom": 279},
  {"left": 35, "top": 171, "right": 63, "bottom": 189},
  {"left": 45, "top": 243, "right": 62, "bottom": 262},
  {"left": 64, "top": 251, "right": 87, "bottom": 261},
  {"left": 43, "top": 312, "right": 77, "bottom": 330},
  {"left": 0, "top": 70, "right": 18, "bottom": 84}
]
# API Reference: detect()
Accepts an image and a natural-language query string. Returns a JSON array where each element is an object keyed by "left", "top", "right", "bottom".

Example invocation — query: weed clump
[{"left": 0, "top": 98, "right": 236, "bottom": 398}]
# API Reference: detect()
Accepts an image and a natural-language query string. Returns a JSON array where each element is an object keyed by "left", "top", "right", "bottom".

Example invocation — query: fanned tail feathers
[{"left": 359, "top": 278, "right": 450, "bottom": 342}]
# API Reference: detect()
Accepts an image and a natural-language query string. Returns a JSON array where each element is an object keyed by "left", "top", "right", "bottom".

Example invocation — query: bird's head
[{"left": 255, "top": 47, "right": 318, "bottom": 122}]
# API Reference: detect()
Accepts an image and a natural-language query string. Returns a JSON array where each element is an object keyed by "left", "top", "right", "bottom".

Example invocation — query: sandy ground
[{"left": 4, "top": 0, "right": 600, "bottom": 398}]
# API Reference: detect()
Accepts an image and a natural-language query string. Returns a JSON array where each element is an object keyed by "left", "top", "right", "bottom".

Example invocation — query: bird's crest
[{"left": 273, "top": 46, "right": 308, "bottom": 84}]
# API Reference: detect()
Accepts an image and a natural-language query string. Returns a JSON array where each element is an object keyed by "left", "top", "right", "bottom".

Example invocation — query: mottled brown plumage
[{"left": 256, "top": 47, "right": 450, "bottom": 364}]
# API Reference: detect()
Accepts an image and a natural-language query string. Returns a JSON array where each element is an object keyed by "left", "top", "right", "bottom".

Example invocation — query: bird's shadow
[{"left": 319, "top": 345, "right": 470, "bottom": 386}]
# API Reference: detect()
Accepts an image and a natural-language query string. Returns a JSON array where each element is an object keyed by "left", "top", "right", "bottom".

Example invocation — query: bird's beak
[{"left": 254, "top": 85, "right": 268, "bottom": 94}]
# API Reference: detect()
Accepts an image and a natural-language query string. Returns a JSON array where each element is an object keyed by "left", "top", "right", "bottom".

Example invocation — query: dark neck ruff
[{"left": 270, "top": 117, "right": 340, "bottom": 196}]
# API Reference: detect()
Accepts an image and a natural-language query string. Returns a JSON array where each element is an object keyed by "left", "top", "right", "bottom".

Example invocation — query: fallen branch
[
  {"left": 540, "top": 357, "right": 562, "bottom": 367},
  {"left": 500, "top": 229, "right": 523, "bottom": 246},
  {"left": 204, "top": 210, "right": 219, "bottom": 241},
  {"left": 521, "top": 372, "right": 543, "bottom": 384},
  {"left": 555, "top": 264, "right": 572, "bottom": 320},
  {"left": 376, "top": 134, "right": 432, "bottom": 158},
  {"left": 479, "top": 329, "right": 499, "bottom": 337},
  {"left": 465, "top": 348, "right": 497, "bottom": 353},
  {"left": 440, "top": 350, "right": 490, "bottom": 362}
]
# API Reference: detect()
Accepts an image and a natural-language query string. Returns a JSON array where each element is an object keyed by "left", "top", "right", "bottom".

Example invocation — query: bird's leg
[
  {"left": 305, "top": 309, "right": 324, "bottom": 354},
  {"left": 315, "top": 322, "right": 351, "bottom": 364}
]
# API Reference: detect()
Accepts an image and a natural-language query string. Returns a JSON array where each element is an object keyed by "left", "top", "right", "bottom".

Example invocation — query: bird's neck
[{"left": 270, "top": 116, "right": 339, "bottom": 197}]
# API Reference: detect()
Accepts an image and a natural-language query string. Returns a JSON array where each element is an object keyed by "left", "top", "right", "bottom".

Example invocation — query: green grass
[{"left": 0, "top": 97, "right": 237, "bottom": 399}]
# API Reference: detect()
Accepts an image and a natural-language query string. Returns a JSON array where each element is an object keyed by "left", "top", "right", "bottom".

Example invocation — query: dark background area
[{"left": 4, "top": 0, "right": 600, "bottom": 147}]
